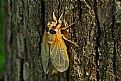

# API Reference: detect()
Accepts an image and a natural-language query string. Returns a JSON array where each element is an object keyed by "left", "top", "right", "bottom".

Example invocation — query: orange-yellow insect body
[{"left": 41, "top": 12, "right": 78, "bottom": 74}]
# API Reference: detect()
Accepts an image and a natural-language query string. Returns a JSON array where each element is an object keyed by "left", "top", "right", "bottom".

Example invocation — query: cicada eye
[
  {"left": 45, "top": 26, "right": 49, "bottom": 32},
  {"left": 49, "top": 29, "right": 56, "bottom": 34},
  {"left": 52, "top": 26, "right": 56, "bottom": 29},
  {"left": 46, "top": 22, "right": 51, "bottom": 26},
  {"left": 46, "top": 22, "right": 48, "bottom": 26}
]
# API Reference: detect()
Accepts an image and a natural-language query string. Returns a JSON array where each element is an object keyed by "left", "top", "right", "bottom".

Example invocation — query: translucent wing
[
  {"left": 50, "top": 35, "right": 69, "bottom": 72},
  {"left": 41, "top": 32, "right": 49, "bottom": 74}
]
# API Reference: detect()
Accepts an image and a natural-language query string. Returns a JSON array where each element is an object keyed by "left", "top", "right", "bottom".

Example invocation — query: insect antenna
[
  {"left": 59, "top": 13, "right": 63, "bottom": 20},
  {"left": 56, "top": 13, "right": 63, "bottom": 29},
  {"left": 53, "top": 12, "right": 57, "bottom": 22}
]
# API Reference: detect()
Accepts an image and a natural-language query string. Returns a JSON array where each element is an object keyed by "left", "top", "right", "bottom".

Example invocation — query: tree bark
[{"left": 3, "top": 0, "right": 121, "bottom": 81}]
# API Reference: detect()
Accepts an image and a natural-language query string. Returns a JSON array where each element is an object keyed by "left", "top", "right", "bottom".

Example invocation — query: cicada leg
[
  {"left": 62, "top": 35, "right": 79, "bottom": 47},
  {"left": 60, "top": 21, "right": 76, "bottom": 30}
]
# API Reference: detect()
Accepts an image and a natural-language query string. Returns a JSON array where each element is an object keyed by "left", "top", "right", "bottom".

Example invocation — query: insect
[{"left": 41, "top": 12, "right": 79, "bottom": 74}]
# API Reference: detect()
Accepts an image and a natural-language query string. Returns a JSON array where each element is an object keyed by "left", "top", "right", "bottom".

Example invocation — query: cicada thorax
[
  {"left": 45, "top": 18, "right": 63, "bottom": 44},
  {"left": 47, "top": 30, "right": 56, "bottom": 44}
]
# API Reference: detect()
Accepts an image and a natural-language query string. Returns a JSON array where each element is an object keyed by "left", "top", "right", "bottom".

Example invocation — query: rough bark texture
[{"left": 3, "top": 0, "right": 121, "bottom": 81}]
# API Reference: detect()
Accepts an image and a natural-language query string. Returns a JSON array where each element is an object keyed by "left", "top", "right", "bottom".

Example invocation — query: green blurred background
[{"left": 0, "top": 0, "right": 5, "bottom": 78}]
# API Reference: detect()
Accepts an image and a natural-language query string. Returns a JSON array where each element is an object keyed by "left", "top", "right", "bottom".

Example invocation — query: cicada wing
[
  {"left": 41, "top": 32, "right": 49, "bottom": 74},
  {"left": 50, "top": 36, "right": 69, "bottom": 72}
]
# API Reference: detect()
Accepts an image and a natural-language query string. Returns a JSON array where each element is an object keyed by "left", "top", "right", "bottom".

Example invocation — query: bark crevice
[{"left": 93, "top": 0, "right": 101, "bottom": 81}]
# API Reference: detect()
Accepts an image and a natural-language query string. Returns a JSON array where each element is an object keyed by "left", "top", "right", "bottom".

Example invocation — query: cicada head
[{"left": 46, "top": 12, "right": 64, "bottom": 33}]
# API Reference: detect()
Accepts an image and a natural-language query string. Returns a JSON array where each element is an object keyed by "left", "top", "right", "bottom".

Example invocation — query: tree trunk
[{"left": 3, "top": 0, "right": 121, "bottom": 81}]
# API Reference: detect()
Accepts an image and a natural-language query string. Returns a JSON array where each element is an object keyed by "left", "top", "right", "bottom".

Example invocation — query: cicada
[{"left": 41, "top": 12, "right": 78, "bottom": 74}]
